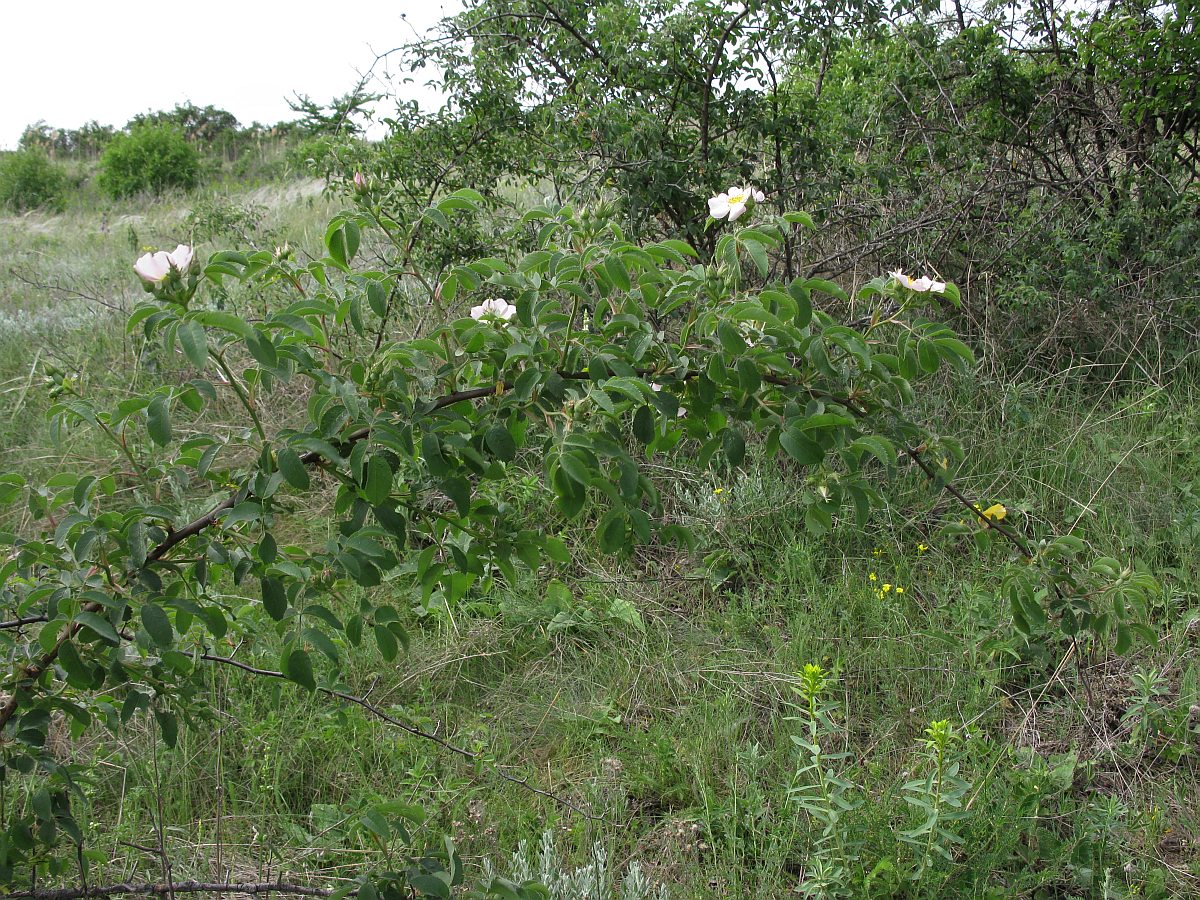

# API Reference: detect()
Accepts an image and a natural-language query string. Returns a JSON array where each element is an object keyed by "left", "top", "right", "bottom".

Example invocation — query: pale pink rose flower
[
  {"left": 168, "top": 244, "right": 194, "bottom": 274},
  {"left": 469, "top": 298, "right": 517, "bottom": 322},
  {"left": 890, "top": 269, "right": 947, "bottom": 293},
  {"left": 134, "top": 251, "right": 173, "bottom": 285}
]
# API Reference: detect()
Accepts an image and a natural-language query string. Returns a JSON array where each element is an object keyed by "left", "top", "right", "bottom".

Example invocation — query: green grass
[
  {"left": 0, "top": 178, "right": 338, "bottom": 462},
  {"left": 2, "top": 180, "right": 1199, "bottom": 897}
]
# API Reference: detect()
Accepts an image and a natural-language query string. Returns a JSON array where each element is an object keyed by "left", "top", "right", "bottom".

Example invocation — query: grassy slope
[{"left": 1, "top": 181, "right": 1198, "bottom": 897}]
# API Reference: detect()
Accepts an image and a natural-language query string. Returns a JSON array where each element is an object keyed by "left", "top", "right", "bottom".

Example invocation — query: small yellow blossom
[
  {"left": 869, "top": 572, "right": 877, "bottom": 582},
  {"left": 872, "top": 547, "right": 884, "bottom": 557},
  {"left": 896, "top": 587, "right": 905, "bottom": 594},
  {"left": 976, "top": 503, "right": 1008, "bottom": 525},
  {"left": 883, "top": 584, "right": 892, "bottom": 593},
  {"left": 917, "top": 543, "right": 928, "bottom": 554}
]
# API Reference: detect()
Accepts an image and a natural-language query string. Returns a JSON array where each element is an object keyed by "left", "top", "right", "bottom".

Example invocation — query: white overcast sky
[{"left": 0, "top": 1, "right": 461, "bottom": 149}]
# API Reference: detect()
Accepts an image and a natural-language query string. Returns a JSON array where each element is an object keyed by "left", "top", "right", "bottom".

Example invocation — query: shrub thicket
[
  {"left": 97, "top": 124, "right": 201, "bottom": 198},
  {"left": 0, "top": 149, "right": 68, "bottom": 211},
  {"left": 377, "top": 0, "right": 1200, "bottom": 376},
  {"left": 3, "top": 1, "right": 1199, "bottom": 896}
]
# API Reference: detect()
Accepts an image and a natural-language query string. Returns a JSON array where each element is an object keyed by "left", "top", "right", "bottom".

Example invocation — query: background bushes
[
  {"left": 386, "top": 0, "right": 1200, "bottom": 378},
  {"left": 96, "top": 124, "right": 201, "bottom": 198},
  {"left": 0, "top": 149, "right": 67, "bottom": 211}
]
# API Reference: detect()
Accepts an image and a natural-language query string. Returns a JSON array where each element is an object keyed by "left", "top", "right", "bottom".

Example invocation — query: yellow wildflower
[{"left": 977, "top": 503, "right": 1008, "bottom": 525}]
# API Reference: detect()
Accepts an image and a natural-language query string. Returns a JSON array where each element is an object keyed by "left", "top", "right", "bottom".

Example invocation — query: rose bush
[{"left": 0, "top": 182, "right": 1158, "bottom": 894}]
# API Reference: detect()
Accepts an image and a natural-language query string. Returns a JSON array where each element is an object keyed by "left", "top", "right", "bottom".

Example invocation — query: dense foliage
[
  {"left": 339, "top": 0, "right": 1198, "bottom": 374},
  {"left": 0, "top": 149, "right": 68, "bottom": 212},
  {"left": 1, "top": 0, "right": 1197, "bottom": 896},
  {"left": 0, "top": 183, "right": 1166, "bottom": 895},
  {"left": 97, "top": 125, "right": 201, "bottom": 199}
]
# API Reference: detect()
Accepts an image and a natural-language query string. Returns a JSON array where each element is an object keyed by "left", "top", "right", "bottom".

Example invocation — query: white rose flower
[
  {"left": 135, "top": 245, "right": 195, "bottom": 286},
  {"left": 469, "top": 298, "right": 518, "bottom": 323},
  {"left": 709, "top": 184, "right": 764, "bottom": 222},
  {"left": 168, "top": 244, "right": 194, "bottom": 274},
  {"left": 134, "top": 251, "right": 173, "bottom": 285},
  {"left": 708, "top": 185, "right": 753, "bottom": 222},
  {"left": 890, "top": 269, "right": 947, "bottom": 293}
]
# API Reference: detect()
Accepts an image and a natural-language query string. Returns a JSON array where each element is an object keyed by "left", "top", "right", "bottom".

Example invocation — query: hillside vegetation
[{"left": 1, "top": 1, "right": 1198, "bottom": 898}]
